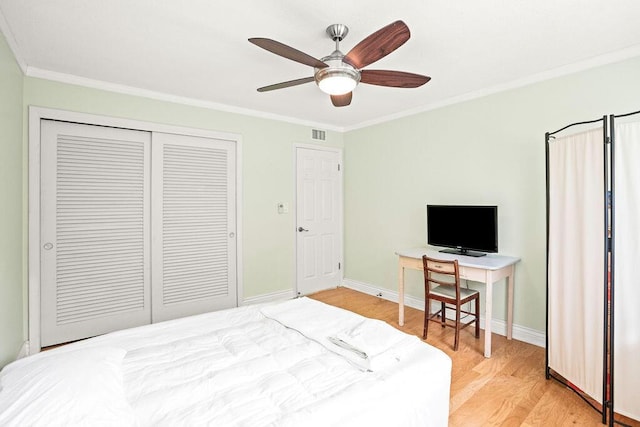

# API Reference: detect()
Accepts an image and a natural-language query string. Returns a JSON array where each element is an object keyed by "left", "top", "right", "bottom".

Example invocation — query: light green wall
[
  {"left": 0, "top": 32, "right": 24, "bottom": 367},
  {"left": 343, "top": 56, "right": 640, "bottom": 332}
]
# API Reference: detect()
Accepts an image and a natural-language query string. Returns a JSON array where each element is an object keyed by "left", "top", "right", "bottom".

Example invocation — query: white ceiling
[{"left": 1, "top": 1, "right": 640, "bottom": 131}]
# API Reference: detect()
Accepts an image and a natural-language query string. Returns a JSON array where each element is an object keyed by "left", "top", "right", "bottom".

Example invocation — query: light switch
[{"left": 277, "top": 202, "right": 289, "bottom": 214}]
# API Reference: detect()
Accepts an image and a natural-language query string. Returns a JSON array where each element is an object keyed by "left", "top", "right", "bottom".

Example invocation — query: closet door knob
[
  {"left": 43, "top": 243, "right": 54, "bottom": 250},
  {"left": 298, "top": 227, "right": 309, "bottom": 232}
]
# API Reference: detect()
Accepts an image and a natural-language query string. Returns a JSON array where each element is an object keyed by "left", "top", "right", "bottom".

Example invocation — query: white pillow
[{"left": 0, "top": 346, "right": 137, "bottom": 426}]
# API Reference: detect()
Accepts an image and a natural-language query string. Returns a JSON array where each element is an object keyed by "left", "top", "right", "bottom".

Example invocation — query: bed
[{"left": 0, "top": 297, "right": 451, "bottom": 426}]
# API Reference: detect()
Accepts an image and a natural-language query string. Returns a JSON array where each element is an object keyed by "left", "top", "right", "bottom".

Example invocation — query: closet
[
  {"left": 38, "top": 119, "right": 238, "bottom": 347},
  {"left": 546, "top": 111, "right": 640, "bottom": 425}
]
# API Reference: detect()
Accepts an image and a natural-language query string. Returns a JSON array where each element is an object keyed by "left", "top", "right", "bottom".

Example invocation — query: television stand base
[{"left": 439, "top": 248, "right": 487, "bottom": 257}]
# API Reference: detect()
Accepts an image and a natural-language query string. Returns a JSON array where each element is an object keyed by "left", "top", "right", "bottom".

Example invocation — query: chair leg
[
  {"left": 423, "top": 297, "right": 430, "bottom": 339},
  {"left": 440, "top": 302, "right": 446, "bottom": 328},
  {"left": 475, "top": 296, "right": 480, "bottom": 339},
  {"left": 454, "top": 304, "right": 461, "bottom": 351}
]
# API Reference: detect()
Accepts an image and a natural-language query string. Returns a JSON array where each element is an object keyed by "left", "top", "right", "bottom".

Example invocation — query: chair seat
[{"left": 431, "top": 285, "right": 479, "bottom": 300}]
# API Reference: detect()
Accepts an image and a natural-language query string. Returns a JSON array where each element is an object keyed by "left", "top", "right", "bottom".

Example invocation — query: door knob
[{"left": 298, "top": 227, "right": 309, "bottom": 232}]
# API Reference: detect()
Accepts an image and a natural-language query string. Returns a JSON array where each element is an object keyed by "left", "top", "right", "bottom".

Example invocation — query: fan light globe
[
  {"left": 317, "top": 72, "right": 357, "bottom": 95},
  {"left": 315, "top": 66, "right": 360, "bottom": 95}
]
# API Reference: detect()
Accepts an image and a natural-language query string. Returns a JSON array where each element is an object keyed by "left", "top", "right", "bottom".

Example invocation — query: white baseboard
[
  {"left": 242, "top": 289, "right": 295, "bottom": 306},
  {"left": 342, "top": 278, "right": 545, "bottom": 348}
]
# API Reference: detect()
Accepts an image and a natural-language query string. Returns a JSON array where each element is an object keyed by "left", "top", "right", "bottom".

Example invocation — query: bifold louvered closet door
[{"left": 40, "top": 120, "right": 237, "bottom": 347}]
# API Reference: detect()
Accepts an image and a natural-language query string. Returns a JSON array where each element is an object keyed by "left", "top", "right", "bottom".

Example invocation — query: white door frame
[
  {"left": 293, "top": 143, "right": 344, "bottom": 296},
  {"left": 28, "top": 106, "right": 243, "bottom": 354}
]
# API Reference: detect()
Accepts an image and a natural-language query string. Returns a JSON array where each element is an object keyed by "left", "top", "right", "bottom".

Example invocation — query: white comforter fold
[{"left": 260, "top": 297, "right": 419, "bottom": 371}]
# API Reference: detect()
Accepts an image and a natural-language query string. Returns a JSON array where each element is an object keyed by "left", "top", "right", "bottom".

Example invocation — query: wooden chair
[{"left": 422, "top": 255, "right": 480, "bottom": 351}]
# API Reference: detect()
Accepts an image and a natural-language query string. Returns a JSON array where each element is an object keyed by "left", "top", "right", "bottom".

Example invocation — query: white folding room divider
[{"left": 546, "top": 111, "right": 640, "bottom": 426}]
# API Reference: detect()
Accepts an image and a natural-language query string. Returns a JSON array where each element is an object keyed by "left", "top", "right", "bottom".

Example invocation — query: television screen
[{"left": 427, "top": 205, "right": 498, "bottom": 257}]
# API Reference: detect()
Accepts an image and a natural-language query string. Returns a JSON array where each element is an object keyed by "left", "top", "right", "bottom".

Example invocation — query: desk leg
[
  {"left": 398, "top": 262, "right": 405, "bottom": 326},
  {"left": 507, "top": 266, "right": 514, "bottom": 340},
  {"left": 484, "top": 272, "right": 493, "bottom": 358}
]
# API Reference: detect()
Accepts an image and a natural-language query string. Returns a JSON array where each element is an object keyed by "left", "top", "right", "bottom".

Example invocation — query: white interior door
[
  {"left": 295, "top": 147, "right": 342, "bottom": 295},
  {"left": 40, "top": 120, "right": 151, "bottom": 346},
  {"left": 151, "top": 133, "right": 237, "bottom": 322}
]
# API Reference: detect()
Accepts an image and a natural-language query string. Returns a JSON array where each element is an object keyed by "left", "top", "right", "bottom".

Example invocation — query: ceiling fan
[{"left": 248, "top": 20, "right": 431, "bottom": 107}]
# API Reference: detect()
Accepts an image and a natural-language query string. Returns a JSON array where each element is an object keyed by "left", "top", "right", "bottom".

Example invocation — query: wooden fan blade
[
  {"left": 257, "top": 77, "right": 315, "bottom": 92},
  {"left": 330, "top": 92, "right": 352, "bottom": 107},
  {"left": 343, "top": 20, "right": 410, "bottom": 69},
  {"left": 249, "top": 38, "right": 328, "bottom": 69},
  {"left": 360, "top": 70, "right": 431, "bottom": 88}
]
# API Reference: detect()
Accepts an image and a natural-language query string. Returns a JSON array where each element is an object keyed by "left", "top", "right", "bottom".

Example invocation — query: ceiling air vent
[{"left": 312, "top": 129, "right": 326, "bottom": 141}]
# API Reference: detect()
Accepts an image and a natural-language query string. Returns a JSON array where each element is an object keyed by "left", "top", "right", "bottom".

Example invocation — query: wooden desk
[{"left": 396, "top": 248, "right": 520, "bottom": 358}]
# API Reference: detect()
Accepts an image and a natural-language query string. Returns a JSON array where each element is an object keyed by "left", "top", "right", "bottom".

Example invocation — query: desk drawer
[{"left": 459, "top": 266, "right": 485, "bottom": 282}]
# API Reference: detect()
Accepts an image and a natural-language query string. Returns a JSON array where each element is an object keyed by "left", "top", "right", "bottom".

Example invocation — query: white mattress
[{"left": 0, "top": 297, "right": 451, "bottom": 426}]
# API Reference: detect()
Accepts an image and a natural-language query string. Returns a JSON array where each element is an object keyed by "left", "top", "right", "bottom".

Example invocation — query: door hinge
[
  {"left": 338, "top": 262, "right": 341, "bottom": 270},
  {"left": 338, "top": 163, "right": 341, "bottom": 171}
]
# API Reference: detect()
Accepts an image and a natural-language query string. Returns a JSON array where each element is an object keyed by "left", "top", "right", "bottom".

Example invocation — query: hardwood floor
[{"left": 309, "top": 287, "right": 639, "bottom": 427}]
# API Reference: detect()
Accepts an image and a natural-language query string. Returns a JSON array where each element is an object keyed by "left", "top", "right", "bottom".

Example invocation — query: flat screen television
[{"left": 426, "top": 205, "right": 498, "bottom": 257}]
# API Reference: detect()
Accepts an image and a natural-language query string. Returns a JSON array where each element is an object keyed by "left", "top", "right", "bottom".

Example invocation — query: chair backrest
[{"left": 422, "top": 256, "right": 461, "bottom": 300}]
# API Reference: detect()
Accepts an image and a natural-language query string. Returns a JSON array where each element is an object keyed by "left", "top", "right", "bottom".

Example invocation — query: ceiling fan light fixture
[
  {"left": 251, "top": 20, "right": 428, "bottom": 107},
  {"left": 315, "top": 67, "right": 360, "bottom": 95}
]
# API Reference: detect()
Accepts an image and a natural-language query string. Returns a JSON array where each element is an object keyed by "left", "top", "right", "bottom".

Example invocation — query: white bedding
[{"left": 0, "top": 297, "right": 451, "bottom": 426}]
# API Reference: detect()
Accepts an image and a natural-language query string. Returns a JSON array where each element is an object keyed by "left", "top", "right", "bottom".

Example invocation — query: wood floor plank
[
  {"left": 453, "top": 351, "right": 542, "bottom": 426},
  {"left": 309, "top": 287, "right": 639, "bottom": 427}
]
